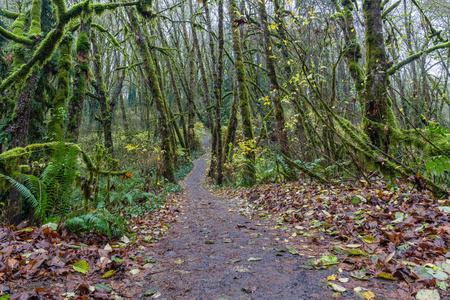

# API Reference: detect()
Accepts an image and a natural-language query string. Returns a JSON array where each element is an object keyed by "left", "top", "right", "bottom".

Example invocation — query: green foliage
[
  {"left": 0, "top": 173, "right": 39, "bottom": 211},
  {"left": 426, "top": 156, "right": 450, "bottom": 176},
  {"left": 3, "top": 142, "right": 80, "bottom": 223},
  {"left": 63, "top": 207, "right": 126, "bottom": 238}
]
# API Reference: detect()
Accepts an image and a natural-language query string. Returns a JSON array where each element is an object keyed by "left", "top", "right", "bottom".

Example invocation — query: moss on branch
[
  {"left": 29, "top": 0, "right": 42, "bottom": 36},
  {"left": 387, "top": 41, "right": 450, "bottom": 75},
  {"left": 0, "top": 8, "right": 20, "bottom": 19},
  {"left": 0, "top": 26, "right": 34, "bottom": 45},
  {"left": 382, "top": 0, "right": 401, "bottom": 20}
]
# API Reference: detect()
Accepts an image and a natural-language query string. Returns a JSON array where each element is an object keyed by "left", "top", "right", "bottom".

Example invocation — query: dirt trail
[{"left": 141, "top": 136, "right": 336, "bottom": 299}]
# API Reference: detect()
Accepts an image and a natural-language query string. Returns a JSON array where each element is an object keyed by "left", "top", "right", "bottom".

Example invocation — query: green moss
[
  {"left": 48, "top": 35, "right": 72, "bottom": 140},
  {"left": 28, "top": 0, "right": 42, "bottom": 36},
  {"left": 0, "top": 8, "right": 20, "bottom": 19},
  {"left": 51, "top": 0, "right": 66, "bottom": 22},
  {"left": 0, "top": 26, "right": 33, "bottom": 45},
  {"left": 76, "top": 31, "right": 89, "bottom": 52},
  {"left": 12, "top": 14, "right": 27, "bottom": 35},
  {"left": 91, "top": 23, "right": 120, "bottom": 47}
]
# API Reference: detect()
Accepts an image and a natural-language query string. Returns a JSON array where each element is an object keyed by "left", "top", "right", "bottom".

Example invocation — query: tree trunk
[
  {"left": 48, "top": 35, "right": 72, "bottom": 140},
  {"left": 11, "top": 71, "right": 39, "bottom": 147},
  {"left": 214, "top": 0, "right": 225, "bottom": 185},
  {"left": 223, "top": 79, "right": 239, "bottom": 165},
  {"left": 229, "top": 0, "right": 256, "bottom": 185},
  {"left": 67, "top": 21, "right": 90, "bottom": 143},
  {"left": 362, "top": 0, "right": 394, "bottom": 153},
  {"left": 127, "top": 9, "right": 175, "bottom": 182}
]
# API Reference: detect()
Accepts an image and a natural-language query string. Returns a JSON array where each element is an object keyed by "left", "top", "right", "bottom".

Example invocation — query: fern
[
  {"left": 63, "top": 208, "right": 127, "bottom": 238},
  {"left": 0, "top": 174, "right": 38, "bottom": 211}
]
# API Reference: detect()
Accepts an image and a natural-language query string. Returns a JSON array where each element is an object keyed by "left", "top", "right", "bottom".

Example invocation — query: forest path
[{"left": 139, "top": 135, "right": 336, "bottom": 300}]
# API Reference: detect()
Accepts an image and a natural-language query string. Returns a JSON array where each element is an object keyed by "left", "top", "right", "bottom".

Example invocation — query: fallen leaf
[
  {"left": 351, "top": 269, "right": 369, "bottom": 280},
  {"left": 101, "top": 270, "right": 116, "bottom": 279},
  {"left": 346, "top": 249, "right": 367, "bottom": 256},
  {"left": 320, "top": 254, "right": 339, "bottom": 265},
  {"left": 248, "top": 257, "right": 262, "bottom": 261},
  {"left": 328, "top": 282, "right": 346, "bottom": 292},
  {"left": 363, "top": 291, "right": 375, "bottom": 300},
  {"left": 436, "top": 282, "right": 447, "bottom": 291},
  {"left": 73, "top": 261, "right": 90, "bottom": 274},
  {"left": 286, "top": 245, "right": 298, "bottom": 255},
  {"left": 129, "top": 269, "right": 140, "bottom": 275},
  {"left": 234, "top": 266, "right": 250, "bottom": 273},
  {"left": 362, "top": 236, "right": 377, "bottom": 243},
  {"left": 416, "top": 289, "right": 440, "bottom": 300},
  {"left": 377, "top": 272, "right": 398, "bottom": 280},
  {"left": 327, "top": 275, "right": 337, "bottom": 281}
]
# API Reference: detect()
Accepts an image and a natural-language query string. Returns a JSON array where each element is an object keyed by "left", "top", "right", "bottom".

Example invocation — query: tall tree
[{"left": 229, "top": 0, "right": 255, "bottom": 185}]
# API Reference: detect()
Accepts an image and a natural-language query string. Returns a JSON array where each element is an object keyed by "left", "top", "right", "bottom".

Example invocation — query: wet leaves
[
  {"left": 0, "top": 195, "right": 180, "bottom": 298},
  {"left": 226, "top": 179, "right": 450, "bottom": 296}
]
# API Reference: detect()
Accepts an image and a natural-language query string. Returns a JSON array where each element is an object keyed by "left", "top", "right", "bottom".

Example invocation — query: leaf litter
[
  {"left": 0, "top": 195, "right": 180, "bottom": 298},
  {"left": 220, "top": 179, "right": 450, "bottom": 299}
]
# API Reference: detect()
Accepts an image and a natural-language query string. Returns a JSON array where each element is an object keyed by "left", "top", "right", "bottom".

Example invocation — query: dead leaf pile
[
  {"left": 226, "top": 180, "right": 450, "bottom": 296},
  {"left": 0, "top": 197, "right": 180, "bottom": 298}
]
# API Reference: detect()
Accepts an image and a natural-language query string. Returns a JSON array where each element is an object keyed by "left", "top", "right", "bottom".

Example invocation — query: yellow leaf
[
  {"left": 377, "top": 272, "right": 397, "bottom": 280},
  {"left": 363, "top": 291, "right": 375, "bottom": 300},
  {"left": 73, "top": 260, "right": 90, "bottom": 274},
  {"left": 101, "top": 270, "right": 116, "bottom": 279},
  {"left": 327, "top": 275, "right": 337, "bottom": 281},
  {"left": 362, "top": 236, "right": 377, "bottom": 243}
]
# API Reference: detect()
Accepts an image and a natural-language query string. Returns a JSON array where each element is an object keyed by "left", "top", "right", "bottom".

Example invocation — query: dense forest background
[{"left": 0, "top": 0, "right": 449, "bottom": 233}]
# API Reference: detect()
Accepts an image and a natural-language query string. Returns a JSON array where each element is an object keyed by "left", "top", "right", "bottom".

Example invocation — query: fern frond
[{"left": 0, "top": 173, "right": 39, "bottom": 210}]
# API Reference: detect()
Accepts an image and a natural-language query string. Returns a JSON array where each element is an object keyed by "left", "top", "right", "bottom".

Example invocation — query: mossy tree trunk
[
  {"left": 223, "top": 78, "right": 239, "bottom": 164},
  {"left": 229, "top": 0, "right": 256, "bottom": 185},
  {"left": 91, "top": 32, "right": 124, "bottom": 154},
  {"left": 11, "top": 71, "right": 39, "bottom": 147},
  {"left": 362, "top": 0, "right": 394, "bottom": 153},
  {"left": 10, "top": 0, "right": 43, "bottom": 148},
  {"left": 214, "top": 0, "right": 225, "bottom": 185},
  {"left": 156, "top": 19, "right": 188, "bottom": 152},
  {"left": 273, "top": 0, "right": 291, "bottom": 77},
  {"left": 332, "top": 0, "right": 365, "bottom": 105},
  {"left": 48, "top": 35, "right": 73, "bottom": 140},
  {"left": 66, "top": 20, "right": 91, "bottom": 143},
  {"left": 187, "top": 43, "right": 197, "bottom": 149},
  {"left": 127, "top": 8, "right": 175, "bottom": 183}
]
